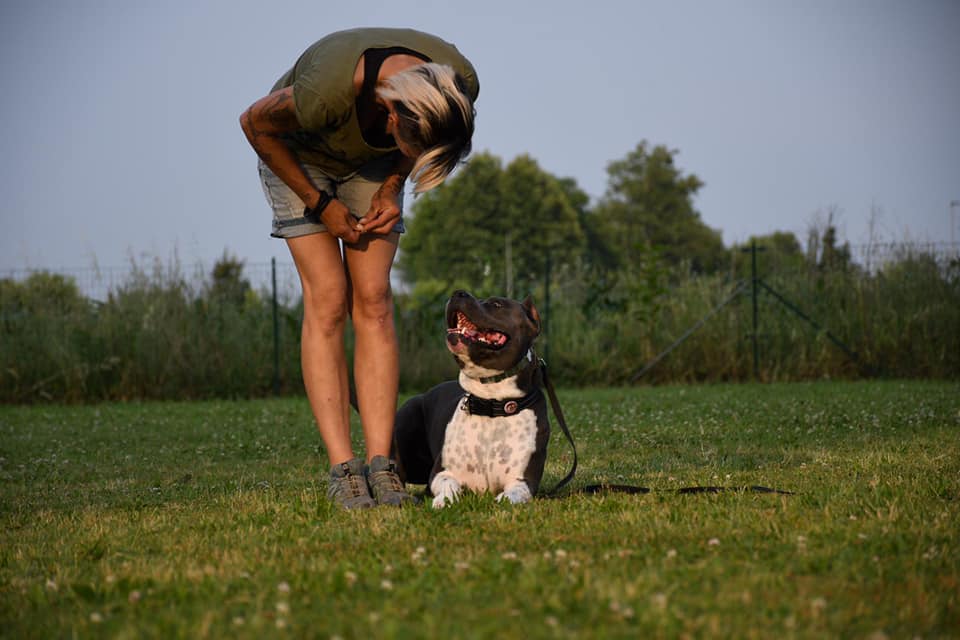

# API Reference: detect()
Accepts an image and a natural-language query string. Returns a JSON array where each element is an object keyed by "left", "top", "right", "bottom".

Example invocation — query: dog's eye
[{"left": 489, "top": 301, "right": 503, "bottom": 309}]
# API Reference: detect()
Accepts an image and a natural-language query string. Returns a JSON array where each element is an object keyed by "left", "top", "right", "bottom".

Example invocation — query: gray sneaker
[
  {"left": 366, "top": 456, "right": 415, "bottom": 506},
  {"left": 327, "top": 458, "right": 376, "bottom": 509}
]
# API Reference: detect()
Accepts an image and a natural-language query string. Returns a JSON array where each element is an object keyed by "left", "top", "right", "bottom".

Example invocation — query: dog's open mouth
[{"left": 447, "top": 311, "right": 509, "bottom": 349}]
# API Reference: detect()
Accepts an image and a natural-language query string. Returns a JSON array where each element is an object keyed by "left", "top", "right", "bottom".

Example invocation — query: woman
[{"left": 240, "top": 28, "right": 478, "bottom": 508}]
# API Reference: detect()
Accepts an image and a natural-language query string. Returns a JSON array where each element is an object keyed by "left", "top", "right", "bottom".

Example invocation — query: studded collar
[{"left": 464, "top": 387, "right": 543, "bottom": 418}]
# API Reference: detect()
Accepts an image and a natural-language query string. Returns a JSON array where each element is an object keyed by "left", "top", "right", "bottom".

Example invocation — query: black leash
[
  {"left": 539, "top": 358, "right": 578, "bottom": 495},
  {"left": 538, "top": 359, "right": 793, "bottom": 497}
]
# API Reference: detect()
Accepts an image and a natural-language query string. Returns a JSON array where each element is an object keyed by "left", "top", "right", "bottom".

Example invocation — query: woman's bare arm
[{"left": 240, "top": 87, "right": 359, "bottom": 242}]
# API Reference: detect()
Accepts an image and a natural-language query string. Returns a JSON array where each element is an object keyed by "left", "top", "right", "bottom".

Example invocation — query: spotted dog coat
[{"left": 392, "top": 291, "right": 549, "bottom": 508}]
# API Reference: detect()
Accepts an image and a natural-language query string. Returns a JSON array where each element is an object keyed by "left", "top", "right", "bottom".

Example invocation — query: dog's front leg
[
  {"left": 430, "top": 471, "right": 463, "bottom": 508},
  {"left": 496, "top": 481, "right": 533, "bottom": 505}
]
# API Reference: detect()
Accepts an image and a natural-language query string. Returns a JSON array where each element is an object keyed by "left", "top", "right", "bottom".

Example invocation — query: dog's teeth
[
  {"left": 456, "top": 312, "right": 476, "bottom": 333},
  {"left": 450, "top": 311, "right": 508, "bottom": 348}
]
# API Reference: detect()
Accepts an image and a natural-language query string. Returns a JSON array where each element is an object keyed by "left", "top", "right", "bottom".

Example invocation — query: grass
[{"left": 1, "top": 380, "right": 958, "bottom": 638}]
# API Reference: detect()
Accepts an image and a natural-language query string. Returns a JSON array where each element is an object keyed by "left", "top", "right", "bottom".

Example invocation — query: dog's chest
[{"left": 440, "top": 396, "right": 538, "bottom": 492}]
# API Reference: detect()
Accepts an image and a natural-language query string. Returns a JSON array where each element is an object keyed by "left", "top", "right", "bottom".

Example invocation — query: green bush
[
  {"left": 1, "top": 246, "right": 957, "bottom": 403},
  {"left": 1, "top": 257, "right": 303, "bottom": 403},
  {"left": 0, "top": 272, "right": 102, "bottom": 401}
]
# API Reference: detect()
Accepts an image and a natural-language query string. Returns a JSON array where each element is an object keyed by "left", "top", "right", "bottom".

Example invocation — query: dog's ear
[{"left": 522, "top": 295, "right": 541, "bottom": 336}]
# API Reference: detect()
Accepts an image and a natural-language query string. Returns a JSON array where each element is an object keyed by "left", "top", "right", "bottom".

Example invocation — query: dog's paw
[
  {"left": 496, "top": 482, "right": 532, "bottom": 504},
  {"left": 431, "top": 474, "right": 462, "bottom": 509}
]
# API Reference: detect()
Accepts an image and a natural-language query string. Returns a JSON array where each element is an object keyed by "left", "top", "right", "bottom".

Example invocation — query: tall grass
[
  {"left": 0, "top": 259, "right": 304, "bottom": 403},
  {"left": 542, "top": 249, "right": 959, "bottom": 385},
  {"left": 1, "top": 246, "right": 957, "bottom": 403}
]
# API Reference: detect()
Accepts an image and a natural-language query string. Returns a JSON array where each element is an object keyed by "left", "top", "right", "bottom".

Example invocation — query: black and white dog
[{"left": 392, "top": 290, "right": 550, "bottom": 508}]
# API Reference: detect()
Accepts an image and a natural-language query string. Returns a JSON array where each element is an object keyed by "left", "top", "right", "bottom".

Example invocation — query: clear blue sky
[{"left": 1, "top": 0, "right": 958, "bottom": 272}]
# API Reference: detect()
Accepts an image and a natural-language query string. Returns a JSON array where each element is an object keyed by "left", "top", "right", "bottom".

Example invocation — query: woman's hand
[
  {"left": 358, "top": 170, "right": 407, "bottom": 234},
  {"left": 318, "top": 199, "right": 362, "bottom": 244},
  {"left": 359, "top": 189, "right": 402, "bottom": 235}
]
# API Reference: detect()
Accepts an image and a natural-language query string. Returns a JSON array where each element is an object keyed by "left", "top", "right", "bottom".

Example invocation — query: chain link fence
[
  {"left": 2, "top": 242, "right": 957, "bottom": 303},
  {"left": 1, "top": 259, "right": 303, "bottom": 305},
  {"left": 1, "top": 240, "right": 957, "bottom": 402}
]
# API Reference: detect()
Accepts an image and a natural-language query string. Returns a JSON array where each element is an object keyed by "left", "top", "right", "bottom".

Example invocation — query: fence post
[
  {"left": 505, "top": 234, "right": 513, "bottom": 299},
  {"left": 543, "top": 249, "right": 551, "bottom": 365},
  {"left": 750, "top": 240, "right": 759, "bottom": 380},
  {"left": 271, "top": 257, "right": 280, "bottom": 395}
]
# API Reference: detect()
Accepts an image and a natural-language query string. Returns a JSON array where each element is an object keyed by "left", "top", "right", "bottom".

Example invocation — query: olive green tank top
[{"left": 271, "top": 28, "right": 480, "bottom": 177}]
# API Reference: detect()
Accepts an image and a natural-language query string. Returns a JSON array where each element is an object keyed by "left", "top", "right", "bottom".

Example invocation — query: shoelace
[
  {"left": 339, "top": 473, "right": 368, "bottom": 497},
  {"left": 371, "top": 470, "right": 403, "bottom": 493}
]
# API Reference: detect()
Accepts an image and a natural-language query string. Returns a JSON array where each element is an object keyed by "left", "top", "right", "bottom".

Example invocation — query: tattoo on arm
[
  {"left": 241, "top": 88, "right": 302, "bottom": 166},
  {"left": 242, "top": 89, "right": 299, "bottom": 143},
  {"left": 373, "top": 174, "right": 406, "bottom": 199},
  {"left": 241, "top": 108, "right": 272, "bottom": 164},
  {"left": 263, "top": 91, "right": 299, "bottom": 130},
  {"left": 373, "top": 154, "right": 413, "bottom": 197},
  {"left": 240, "top": 88, "right": 321, "bottom": 207}
]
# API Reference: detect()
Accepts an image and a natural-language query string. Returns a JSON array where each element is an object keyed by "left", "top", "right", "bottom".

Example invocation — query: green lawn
[{"left": 1, "top": 381, "right": 958, "bottom": 638}]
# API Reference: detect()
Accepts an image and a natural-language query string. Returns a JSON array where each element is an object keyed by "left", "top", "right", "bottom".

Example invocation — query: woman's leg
[
  {"left": 343, "top": 233, "right": 401, "bottom": 461},
  {"left": 286, "top": 232, "right": 354, "bottom": 466}
]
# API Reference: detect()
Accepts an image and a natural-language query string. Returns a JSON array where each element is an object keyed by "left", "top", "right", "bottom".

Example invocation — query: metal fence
[
  {"left": 1, "top": 241, "right": 957, "bottom": 304},
  {"left": 0, "top": 259, "right": 304, "bottom": 306},
  {"left": 819, "top": 241, "right": 957, "bottom": 274}
]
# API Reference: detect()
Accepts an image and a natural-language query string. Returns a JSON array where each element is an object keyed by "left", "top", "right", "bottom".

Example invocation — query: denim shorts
[{"left": 258, "top": 156, "right": 406, "bottom": 239}]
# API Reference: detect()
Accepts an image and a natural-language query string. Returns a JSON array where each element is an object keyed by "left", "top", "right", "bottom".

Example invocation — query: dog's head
[{"left": 445, "top": 290, "right": 541, "bottom": 379}]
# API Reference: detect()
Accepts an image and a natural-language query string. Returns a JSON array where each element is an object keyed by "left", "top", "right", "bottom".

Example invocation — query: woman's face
[{"left": 385, "top": 102, "right": 423, "bottom": 159}]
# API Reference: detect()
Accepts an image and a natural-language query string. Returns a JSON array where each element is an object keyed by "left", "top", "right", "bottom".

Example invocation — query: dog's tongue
[{"left": 484, "top": 331, "right": 508, "bottom": 346}]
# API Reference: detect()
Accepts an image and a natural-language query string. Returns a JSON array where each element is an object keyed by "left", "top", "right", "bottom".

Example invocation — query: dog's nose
[{"left": 452, "top": 290, "right": 470, "bottom": 299}]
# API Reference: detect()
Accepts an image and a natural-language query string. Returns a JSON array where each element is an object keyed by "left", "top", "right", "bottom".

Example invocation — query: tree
[
  {"left": 498, "top": 155, "right": 586, "bottom": 294},
  {"left": 806, "top": 206, "right": 853, "bottom": 273},
  {"left": 399, "top": 152, "right": 587, "bottom": 297},
  {"left": 0, "top": 271, "right": 88, "bottom": 315},
  {"left": 399, "top": 152, "right": 504, "bottom": 292},
  {"left": 730, "top": 231, "right": 805, "bottom": 276},
  {"left": 591, "top": 141, "right": 725, "bottom": 274},
  {"left": 208, "top": 251, "right": 252, "bottom": 307}
]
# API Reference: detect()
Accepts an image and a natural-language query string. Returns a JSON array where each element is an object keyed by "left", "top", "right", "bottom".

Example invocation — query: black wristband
[{"left": 303, "top": 191, "right": 333, "bottom": 222}]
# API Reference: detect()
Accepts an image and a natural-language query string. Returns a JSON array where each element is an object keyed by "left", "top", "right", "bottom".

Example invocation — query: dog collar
[
  {"left": 475, "top": 349, "right": 537, "bottom": 384},
  {"left": 464, "top": 387, "right": 543, "bottom": 418}
]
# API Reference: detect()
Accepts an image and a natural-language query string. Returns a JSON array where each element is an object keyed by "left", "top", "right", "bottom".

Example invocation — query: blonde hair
[{"left": 376, "top": 63, "right": 476, "bottom": 192}]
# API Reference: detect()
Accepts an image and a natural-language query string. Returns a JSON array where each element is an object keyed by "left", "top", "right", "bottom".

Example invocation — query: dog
[{"left": 392, "top": 290, "right": 550, "bottom": 508}]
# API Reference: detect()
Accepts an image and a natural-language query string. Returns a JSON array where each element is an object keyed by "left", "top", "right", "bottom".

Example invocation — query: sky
[{"left": 1, "top": 0, "right": 959, "bottom": 276}]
